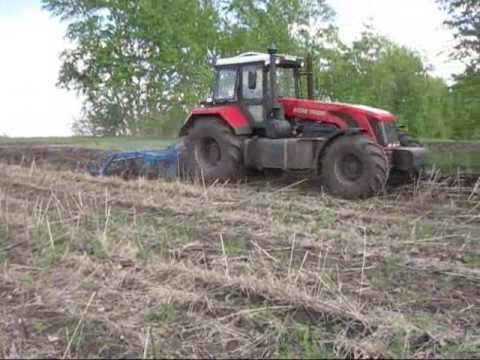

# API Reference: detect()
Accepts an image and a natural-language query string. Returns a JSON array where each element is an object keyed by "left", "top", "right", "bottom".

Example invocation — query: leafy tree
[
  {"left": 448, "top": 70, "right": 480, "bottom": 138},
  {"left": 43, "top": 0, "right": 335, "bottom": 136},
  {"left": 314, "top": 27, "right": 452, "bottom": 138},
  {"left": 44, "top": 1, "right": 469, "bottom": 139},
  {"left": 42, "top": 0, "right": 221, "bottom": 135},
  {"left": 437, "top": 0, "right": 480, "bottom": 70},
  {"left": 437, "top": 0, "right": 480, "bottom": 139},
  {"left": 217, "top": 0, "right": 334, "bottom": 54}
]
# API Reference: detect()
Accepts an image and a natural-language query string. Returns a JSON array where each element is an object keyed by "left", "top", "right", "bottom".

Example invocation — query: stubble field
[{"left": 0, "top": 139, "right": 479, "bottom": 358}]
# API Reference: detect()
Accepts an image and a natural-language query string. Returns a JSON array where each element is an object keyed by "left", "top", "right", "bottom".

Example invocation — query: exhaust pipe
[
  {"left": 306, "top": 54, "right": 314, "bottom": 100},
  {"left": 268, "top": 45, "right": 282, "bottom": 121},
  {"left": 266, "top": 45, "right": 291, "bottom": 138}
]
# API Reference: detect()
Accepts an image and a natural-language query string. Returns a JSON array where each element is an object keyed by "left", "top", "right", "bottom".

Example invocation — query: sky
[
  {"left": 0, "top": 0, "right": 464, "bottom": 137},
  {"left": 330, "top": 0, "right": 464, "bottom": 80}
]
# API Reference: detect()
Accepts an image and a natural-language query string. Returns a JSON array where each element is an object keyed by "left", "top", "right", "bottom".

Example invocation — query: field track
[{"left": 0, "top": 144, "right": 479, "bottom": 358}]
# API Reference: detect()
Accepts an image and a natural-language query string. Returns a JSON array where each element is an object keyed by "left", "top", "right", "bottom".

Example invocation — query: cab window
[
  {"left": 242, "top": 66, "right": 263, "bottom": 99},
  {"left": 277, "top": 67, "right": 296, "bottom": 98},
  {"left": 215, "top": 68, "right": 237, "bottom": 101}
]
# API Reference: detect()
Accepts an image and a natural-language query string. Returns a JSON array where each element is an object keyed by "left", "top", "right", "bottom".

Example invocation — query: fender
[
  {"left": 314, "top": 128, "right": 366, "bottom": 173},
  {"left": 179, "top": 104, "right": 252, "bottom": 136}
]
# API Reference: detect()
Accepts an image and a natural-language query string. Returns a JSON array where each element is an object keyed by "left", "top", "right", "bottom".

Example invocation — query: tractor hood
[
  {"left": 337, "top": 103, "right": 394, "bottom": 120},
  {"left": 280, "top": 98, "right": 395, "bottom": 122}
]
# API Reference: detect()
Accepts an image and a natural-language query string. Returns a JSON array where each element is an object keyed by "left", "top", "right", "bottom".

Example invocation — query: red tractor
[{"left": 179, "top": 47, "right": 427, "bottom": 199}]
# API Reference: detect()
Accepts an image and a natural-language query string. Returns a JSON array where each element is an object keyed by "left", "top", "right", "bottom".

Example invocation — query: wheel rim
[
  {"left": 196, "top": 137, "right": 221, "bottom": 167},
  {"left": 338, "top": 154, "right": 363, "bottom": 181}
]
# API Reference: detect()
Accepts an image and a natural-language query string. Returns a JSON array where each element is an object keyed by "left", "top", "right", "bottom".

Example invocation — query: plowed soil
[{"left": 0, "top": 145, "right": 108, "bottom": 172}]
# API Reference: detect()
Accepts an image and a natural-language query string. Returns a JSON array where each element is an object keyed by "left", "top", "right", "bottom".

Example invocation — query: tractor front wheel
[
  {"left": 319, "top": 134, "right": 389, "bottom": 199},
  {"left": 180, "top": 118, "right": 244, "bottom": 182}
]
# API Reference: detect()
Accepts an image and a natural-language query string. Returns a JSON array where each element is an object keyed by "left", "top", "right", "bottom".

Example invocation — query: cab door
[{"left": 240, "top": 64, "right": 265, "bottom": 128}]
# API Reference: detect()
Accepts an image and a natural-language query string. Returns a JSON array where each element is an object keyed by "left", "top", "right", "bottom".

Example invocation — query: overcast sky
[{"left": 0, "top": 0, "right": 464, "bottom": 137}]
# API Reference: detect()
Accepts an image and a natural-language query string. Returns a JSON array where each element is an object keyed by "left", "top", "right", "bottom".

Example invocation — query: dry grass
[{"left": 0, "top": 161, "right": 479, "bottom": 359}]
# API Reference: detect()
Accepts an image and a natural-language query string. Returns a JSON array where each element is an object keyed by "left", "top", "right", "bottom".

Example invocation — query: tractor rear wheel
[
  {"left": 319, "top": 134, "right": 388, "bottom": 199},
  {"left": 180, "top": 118, "right": 244, "bottom": 182}
]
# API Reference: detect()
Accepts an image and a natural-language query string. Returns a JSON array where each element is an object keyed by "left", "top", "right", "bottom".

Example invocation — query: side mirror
[{"left": 248, "top": 71, "right": 257, "bottom": 89}]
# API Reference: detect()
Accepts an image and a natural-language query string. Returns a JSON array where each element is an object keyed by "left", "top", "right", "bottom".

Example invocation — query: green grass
[
  {"left": 277, "top": 325, "right": 337, "bottom": 359},
  {"left": 421, "top": 138, "right": 480, "bottom": 173},
  {"left": 0, "top": 136, "right": 176, "bottom": 151},
  {"left": 144, "top": 303, "right": 178, "bottom": 323},
  {"left": 421, "top": 138, "right": 480, "bottom": 144},
  {"left": 426, "top": 151, "right": 480, "bottom": 173}
]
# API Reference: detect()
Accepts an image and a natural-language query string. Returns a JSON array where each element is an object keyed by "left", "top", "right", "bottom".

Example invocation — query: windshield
[{"left": 277, "top": 67, "right": 296, "bottom": 98}]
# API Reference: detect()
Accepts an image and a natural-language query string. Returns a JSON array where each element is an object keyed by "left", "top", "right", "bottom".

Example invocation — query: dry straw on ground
[{"left": 0, "top": 158, "right": 479, "bottom": 358}]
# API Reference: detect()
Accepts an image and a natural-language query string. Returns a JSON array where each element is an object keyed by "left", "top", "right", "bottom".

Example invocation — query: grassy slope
[{"left": 0, "top": 163, "right": 479, "bottom": 358}]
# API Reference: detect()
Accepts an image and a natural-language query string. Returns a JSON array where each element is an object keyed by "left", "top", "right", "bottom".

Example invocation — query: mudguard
[{"left": 179, "top": 104, "right": 252, "bottom": 136}]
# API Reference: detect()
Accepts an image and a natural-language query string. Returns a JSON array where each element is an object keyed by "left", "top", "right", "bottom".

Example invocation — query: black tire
[
  {"left": 319, "top": 134, "right": 389, "bottom": 199},
  {"left": 180, "top": 118, "right": 244, "bottom": 182},
  {"left": 398, "top": 130, "right": 421, "bottom": 147}
]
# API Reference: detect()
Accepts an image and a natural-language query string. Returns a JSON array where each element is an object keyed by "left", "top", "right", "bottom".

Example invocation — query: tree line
[{"left": 42, "top": 0, "right": 480, "bottom": 139}]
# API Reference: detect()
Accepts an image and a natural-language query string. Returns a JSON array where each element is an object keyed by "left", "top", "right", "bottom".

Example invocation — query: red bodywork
[
  {"left": 182, "top": 98, "right": 396, "bottom": 144},
  {"left": 280, "top": 98, "right": 395, "bottom": 141},
  {"left": 181, "top": 104, "right": 250, "bottom": 135}
]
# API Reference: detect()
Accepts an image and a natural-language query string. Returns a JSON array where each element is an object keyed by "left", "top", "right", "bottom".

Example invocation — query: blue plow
[{"left": 88, "top": 143, "right": 182, "bottom": 179}]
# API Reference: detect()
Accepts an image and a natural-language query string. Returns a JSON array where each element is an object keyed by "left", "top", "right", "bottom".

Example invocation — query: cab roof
[{"left": 215, "top": 52, "right": 304, "bottom": 67}]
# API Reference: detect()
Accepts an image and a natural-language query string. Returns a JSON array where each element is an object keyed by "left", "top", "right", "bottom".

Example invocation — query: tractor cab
[
  {"left": 205, "top": 48, "right": 306, "bottom": 138},
  {"left": 209, "top": 51, "right": 303, "bottom": 102}
]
